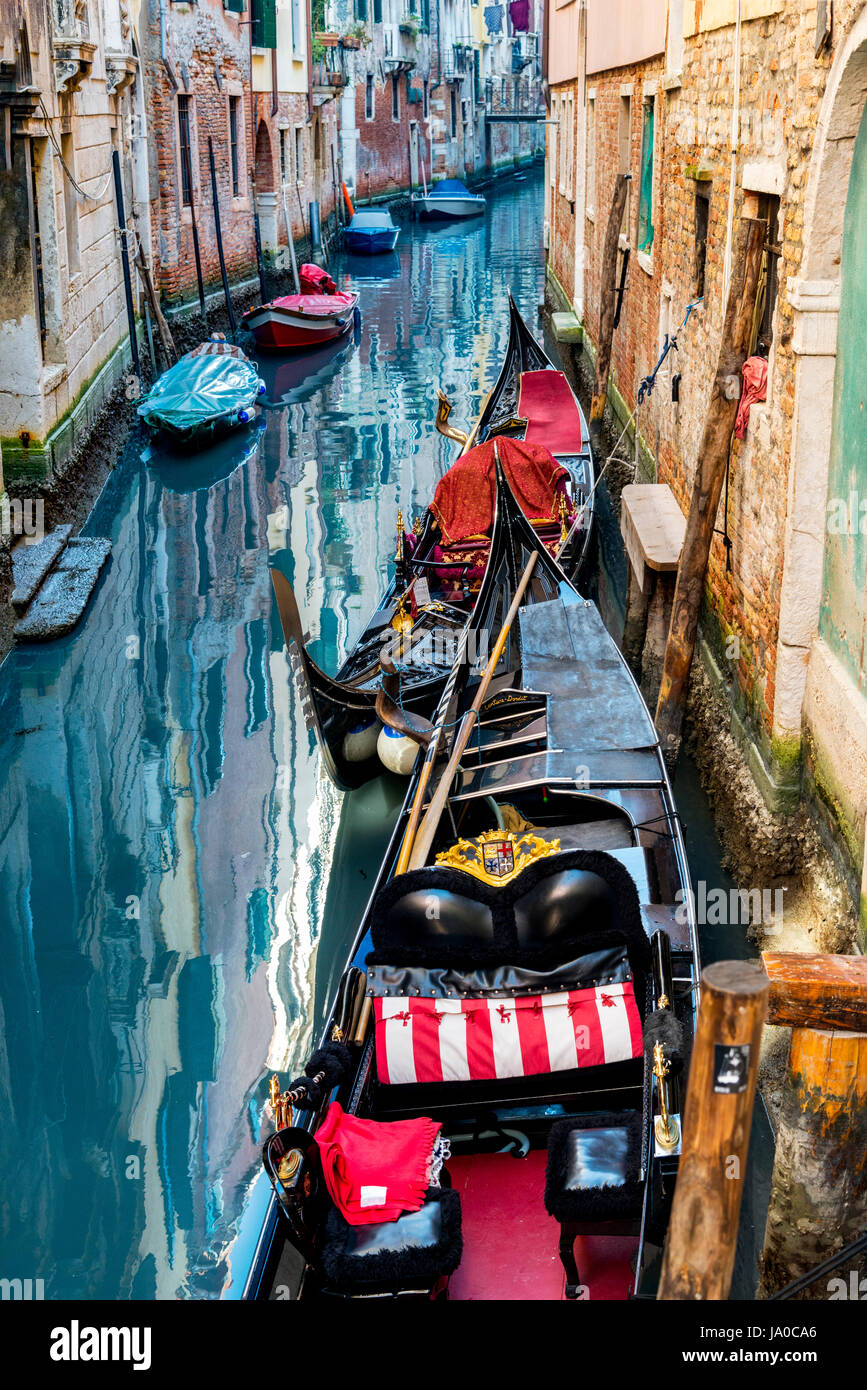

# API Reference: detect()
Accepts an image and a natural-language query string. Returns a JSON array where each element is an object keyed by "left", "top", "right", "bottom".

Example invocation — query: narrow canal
[{"left": 0, "top": 169, "right": 769, "bottom": 1300}]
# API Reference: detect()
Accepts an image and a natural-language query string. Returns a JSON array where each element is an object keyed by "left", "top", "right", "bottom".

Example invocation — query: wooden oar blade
[{"left": 270, "top": 566, "right": 307, "bottom": 653}]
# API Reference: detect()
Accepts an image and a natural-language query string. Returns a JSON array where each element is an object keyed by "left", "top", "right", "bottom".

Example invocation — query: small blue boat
[
  {"left": 137, "top": 338, "right": 265, "bottom": 447},
  {"left": 344, "top": 208, "right": 400, "bottom": 254}
]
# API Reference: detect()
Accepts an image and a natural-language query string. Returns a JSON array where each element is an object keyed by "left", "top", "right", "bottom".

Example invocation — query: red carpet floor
[{"left": 447, "top": 1151, "right": 636, "bottom": 1301}]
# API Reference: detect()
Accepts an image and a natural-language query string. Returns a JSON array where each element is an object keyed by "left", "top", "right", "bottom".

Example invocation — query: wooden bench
[{"left": 619, "top": 485, "right": 686, "bottom": 708}]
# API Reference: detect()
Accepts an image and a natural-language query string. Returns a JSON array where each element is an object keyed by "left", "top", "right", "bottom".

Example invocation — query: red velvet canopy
[{"left": 430, "top": 438, "right": 569, "bottom": 544}]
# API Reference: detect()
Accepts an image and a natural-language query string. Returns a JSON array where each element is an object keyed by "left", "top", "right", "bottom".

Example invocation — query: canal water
[{"left": 0, "top": 168, "right": 769, "bottom": 1301}]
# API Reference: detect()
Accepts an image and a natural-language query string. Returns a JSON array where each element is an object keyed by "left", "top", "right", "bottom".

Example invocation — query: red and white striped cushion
[{"left": 374, "top": 982, "right": 642, "bottom": 1086}]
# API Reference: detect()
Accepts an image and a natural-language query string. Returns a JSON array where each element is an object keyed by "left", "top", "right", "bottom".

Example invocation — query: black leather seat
[
  {"left": 320, "top": 1187, "right": 462, "bottom": 1297},
  {"left": 544, "top": 1111, "right": 643, "bottom": 1299}
]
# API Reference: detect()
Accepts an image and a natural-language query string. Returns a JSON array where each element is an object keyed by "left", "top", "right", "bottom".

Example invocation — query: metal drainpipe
[{"left": 722, "top": 0, "right": 743, "bottom": 304}]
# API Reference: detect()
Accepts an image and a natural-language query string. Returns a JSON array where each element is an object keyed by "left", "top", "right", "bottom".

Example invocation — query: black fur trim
[
  {"left": 643, "top": 1009, "right": 686, "bottom": 1077},
  {"left": 306, "top": 1042, "right": 353, "bottom": 1088},
  {"left": 368, "top": 849, "right": 651, "bottom": 995},
  {"left": 545, "top": 1111, "right": 643, "bottom": 1222},
  {"left": 320, "top": 1188, "right": 463, "bottom": 1288}
]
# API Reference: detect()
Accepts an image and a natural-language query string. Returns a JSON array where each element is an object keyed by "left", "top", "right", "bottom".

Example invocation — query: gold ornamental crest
[{"left": 435, "top": 830, "right": 561, "bottom": 887}]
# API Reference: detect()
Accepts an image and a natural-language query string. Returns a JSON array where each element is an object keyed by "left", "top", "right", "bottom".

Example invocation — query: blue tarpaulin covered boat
[
  {"left": 137, "top": 339, "right": 265, "bottom": 447},
  {"left": 344, "top": 209, "right": 401, "bottom": 254}
]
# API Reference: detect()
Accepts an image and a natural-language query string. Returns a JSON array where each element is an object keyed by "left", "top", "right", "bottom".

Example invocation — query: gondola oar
[
  {"left": 251, "top": 169, "right": 268, "bottom": 302},
  {"left": 281, "top": 187, "right": 301, "bottom": 294},
  {"left": 405, "top": 549, "right": 539, "bottom": 872},
  {"left": 208, "top": 137, "right": 237, "bottom": 334}
]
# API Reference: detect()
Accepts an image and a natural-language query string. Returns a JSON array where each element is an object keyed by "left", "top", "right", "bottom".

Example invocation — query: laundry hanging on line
[
  {"left": 484, "top": 3, "right": 504, "bottom": 34},
  {"left": 509, "top": 0, "right": 530, "bottom": 33}
]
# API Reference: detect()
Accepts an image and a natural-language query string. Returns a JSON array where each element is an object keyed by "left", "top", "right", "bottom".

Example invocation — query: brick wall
[
  {"left": 572, "top": 4, "right": 856, "bottom": 750},
  {"left": 354, "top": 73, "right": 424, "bottom": 199}
]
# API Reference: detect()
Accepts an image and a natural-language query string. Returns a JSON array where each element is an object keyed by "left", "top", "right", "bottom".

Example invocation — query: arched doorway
[
  {"left": 254, "top": 119, "right": 278, "bottom": 255},
  {"left": 254, "top": 120, "right": 274, "bottom": 192}
]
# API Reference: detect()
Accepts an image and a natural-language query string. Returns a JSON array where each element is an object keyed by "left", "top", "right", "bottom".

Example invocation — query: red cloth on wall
[
  {"left": 735, "top": 355, "right": 768, "bottom": 439},
  {"left": 315, "top": 1102, "right": 441, "bottom": 1225},
  {"left": 430, "top": 437, "right": 569, "bottom": 543}
]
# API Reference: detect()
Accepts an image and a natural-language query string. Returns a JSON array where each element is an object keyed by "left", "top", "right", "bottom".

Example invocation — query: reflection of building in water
[{"left": 0, "top": 426, "right": 341, "bottom": 1298}]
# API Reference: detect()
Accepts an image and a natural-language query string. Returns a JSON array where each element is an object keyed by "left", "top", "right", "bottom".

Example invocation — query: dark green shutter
[
  {"left": 224, "top": 0, "right": 246, "bottom": 14},
  {"left": 251, "top": 0, "right": 277, "bottom": 48}
]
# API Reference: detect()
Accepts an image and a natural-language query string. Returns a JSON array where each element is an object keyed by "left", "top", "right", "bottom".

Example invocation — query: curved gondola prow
[{"left": 270, "top": 567, "right": 379, "bottom": 790}]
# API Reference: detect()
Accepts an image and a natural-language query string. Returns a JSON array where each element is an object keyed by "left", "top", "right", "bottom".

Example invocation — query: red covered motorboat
[{"left": 242, "top": 264, "right": 358, "bottom": 352}]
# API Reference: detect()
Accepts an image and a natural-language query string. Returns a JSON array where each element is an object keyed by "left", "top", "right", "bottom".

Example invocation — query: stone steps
[
  {"left": 11, "top": 525, "right": 72, "bottom": 612},
  {"left": 14, "top": 537, "right": 112, "bottom": 642}
]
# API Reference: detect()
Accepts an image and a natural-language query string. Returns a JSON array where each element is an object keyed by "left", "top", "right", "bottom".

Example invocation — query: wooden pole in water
[
  {"left": 588, "top": 172, "right": 630, "bottom": 454},
  {"left": 281, "top": 188, "right": 301, "bottom": 295},
  {"left": 111, "top": 150, "right": 141, "bottom": 386},
  {"left": 654, "top": 217, "right": 765, "bottom": 765},
  {"left": 658, "top": 959, "right": 769, "bottom": 1301},
  {"left": 757, "top": 952, "right": 867, "bottom": 1300},
  {"left": 134, "top": 240, "right": 176, "bottom": 365},
  {"left": 208, "top": 137, "right": 237, "bottom": 334}
]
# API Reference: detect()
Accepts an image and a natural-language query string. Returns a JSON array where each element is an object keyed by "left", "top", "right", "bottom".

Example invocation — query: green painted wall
[{"left": 820, "top": 103, "right": 867, "bottom": 693}]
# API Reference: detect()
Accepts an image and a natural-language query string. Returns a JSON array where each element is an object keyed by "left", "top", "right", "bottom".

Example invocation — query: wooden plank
[
  {"left": 762, "top": 951, "right": 867, "bottom": 1032},
  {"left": 621, "top": 484, "right": 686, "bottom": 576}
]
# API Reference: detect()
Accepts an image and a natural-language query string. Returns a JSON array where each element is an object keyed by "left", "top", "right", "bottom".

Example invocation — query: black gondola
[
  {"left": 249, "top": 465, "right": 699, "bottom": 1303},
  {"left": 271, "top": 295, "right": 596, "bottom": 790}
]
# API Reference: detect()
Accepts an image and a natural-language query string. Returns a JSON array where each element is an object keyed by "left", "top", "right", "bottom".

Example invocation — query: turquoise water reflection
[{"left": 0, "top": 172, "right": 547, "bottom": 1299}]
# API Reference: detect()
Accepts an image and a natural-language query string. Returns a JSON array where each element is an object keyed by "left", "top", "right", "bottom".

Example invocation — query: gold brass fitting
[{"left": 653, "top": 1042, "right": 681, "bottom": 1151}]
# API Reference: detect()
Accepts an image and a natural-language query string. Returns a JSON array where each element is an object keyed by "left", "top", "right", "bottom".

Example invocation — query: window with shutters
[
  {"left": 291, "top": 0, "right": 303, "bottom": 54},
  {"left": 373, "top": 0, "right": 382, "bottom": 19},
  {"left": 638, "top": 96, "right": 655, "bottom": 255},
  {"left": 365, "top": 75, "right": 374, "bottom": 121},
  {"left": 250, "top": 0, "right": 277, "bottom": 48},
  {"left": 355, "top": 0, "right": 368, "bottom": 20},
  {"left": 224, "top": 0, "right": 246, "bottom": 12}
]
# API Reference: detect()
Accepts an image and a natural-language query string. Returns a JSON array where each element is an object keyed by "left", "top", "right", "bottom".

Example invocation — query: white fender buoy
[
  {"left": 342, "top": 719, "right": 381, "bottom": 763},
  {"left": 377, "top": 724, "right": 419, "bottom": 776}
]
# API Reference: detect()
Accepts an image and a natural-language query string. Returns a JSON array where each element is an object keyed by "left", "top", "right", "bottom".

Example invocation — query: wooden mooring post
[
  {"left": 588, "top": 173, "right": 631, "bottom": 456},
  {"left": 654, "top": 217, "right": 765, "bottom": 765},
  {"left": 658, "top": 960, "right": 769, "bottom": 1301},
  {"left": 757, "top": 952, "right": 867, "bottom": 1300}
]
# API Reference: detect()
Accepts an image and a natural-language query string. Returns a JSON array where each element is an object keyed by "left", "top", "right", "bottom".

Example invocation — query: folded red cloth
[{"left": 315, "top": 1102, "right": 441, "bottom": 1226}]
